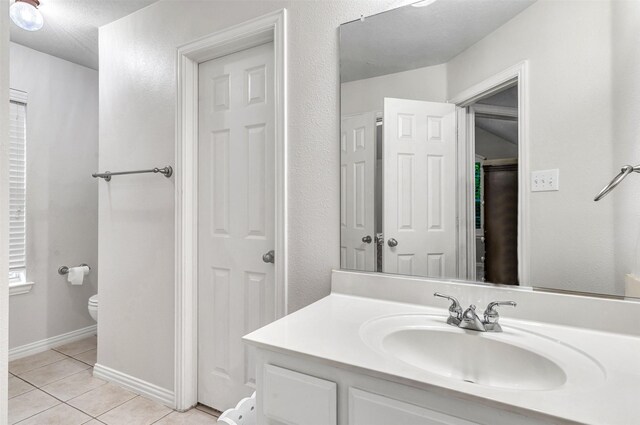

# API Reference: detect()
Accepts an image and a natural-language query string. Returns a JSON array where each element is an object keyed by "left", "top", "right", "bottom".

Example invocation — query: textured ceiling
[
  {"left": 10, "top": 0, "right": 160, "bottom": 70},
  {"left": 340, "top": 0, "right": 536, "bottom": 82}
]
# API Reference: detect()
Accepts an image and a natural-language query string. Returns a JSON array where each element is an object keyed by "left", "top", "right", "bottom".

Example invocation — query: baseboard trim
[
  {"left": 93, "top": 363, "right": 175, "bottom": 408},
  {"left": 8, "top": 325, "right": 97, "bottom": 361}
]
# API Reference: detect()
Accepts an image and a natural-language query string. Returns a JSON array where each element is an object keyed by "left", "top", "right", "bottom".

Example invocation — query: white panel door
[
  {"left": 383, "top": 98, "right": 457, "bottom": 278},
  {"left": 198, "top": 42, "right": 275, "bottom": 411},
  {"left": 340, "top": 112, "right": 376, "bottom": 271}
]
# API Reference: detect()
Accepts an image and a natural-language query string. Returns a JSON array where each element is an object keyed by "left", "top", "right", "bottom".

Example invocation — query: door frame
[
  {"left": 174, "top": 9, "right": 287, "bottom": 411},
  {"left": 449, "top": 61, "right": 530, "bottom": 286}
]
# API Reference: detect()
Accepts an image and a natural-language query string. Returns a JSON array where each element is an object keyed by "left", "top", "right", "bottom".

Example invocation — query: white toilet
[{"left": 88, "top": 294, "right": 98, "bottom": 322}]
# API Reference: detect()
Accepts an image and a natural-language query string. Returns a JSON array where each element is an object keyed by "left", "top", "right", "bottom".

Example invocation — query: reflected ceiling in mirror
[{"left": 339, "top": 0, "right": 640, "bottom": 299}]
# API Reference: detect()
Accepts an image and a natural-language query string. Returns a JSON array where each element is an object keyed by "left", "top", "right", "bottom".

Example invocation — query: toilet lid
[{"left": 89, "top": 295, "right": 98, "bottom": 305}]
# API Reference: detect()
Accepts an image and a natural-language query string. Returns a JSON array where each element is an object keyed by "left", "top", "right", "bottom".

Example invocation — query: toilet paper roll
[{"left": 68, "top": 266, "right": 90, "bottom": 286}]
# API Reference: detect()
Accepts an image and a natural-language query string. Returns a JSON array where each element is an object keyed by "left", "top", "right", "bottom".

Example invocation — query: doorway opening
[
  {"left": 451, "top": 61, "right": 529, "bottom": 287},
  {"left": 472, "top": 86, "right": 519, "bottom": 284}
]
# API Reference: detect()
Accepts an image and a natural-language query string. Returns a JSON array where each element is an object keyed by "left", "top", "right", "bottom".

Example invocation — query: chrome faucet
[
  {"left": 460, "top": 304, "right": 486, "bottom": 331},
  {"left": 434, "top": 293, "right": 516, "bottom": 333}
]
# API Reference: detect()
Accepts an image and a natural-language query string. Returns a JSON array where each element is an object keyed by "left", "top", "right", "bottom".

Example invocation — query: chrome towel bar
[
  {"left": 92, "top": 166, "right": 173, "bottom": 182},
  {"left": 594, "top": 164, "right": 640, "bottom": 201}
]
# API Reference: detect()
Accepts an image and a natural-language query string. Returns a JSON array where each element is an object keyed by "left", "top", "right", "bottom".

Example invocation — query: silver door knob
[
  {"left": 262, "top": 250, "right": 275, "bottom": 264},
  {"left": 387, "top": 238, "right": 398, "bottom": 247},
  {"left": 362, "top": 235, "right": 372, "bottom": 244}
]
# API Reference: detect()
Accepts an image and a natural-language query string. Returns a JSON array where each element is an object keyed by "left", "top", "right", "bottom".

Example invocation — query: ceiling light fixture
[{"left": 10, "top": 0, "right": 44, "bottom": 32}]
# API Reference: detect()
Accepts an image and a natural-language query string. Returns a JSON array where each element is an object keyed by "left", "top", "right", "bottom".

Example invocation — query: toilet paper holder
[{"left": 58, "top": 264, "right": 91, "bottom": 275}]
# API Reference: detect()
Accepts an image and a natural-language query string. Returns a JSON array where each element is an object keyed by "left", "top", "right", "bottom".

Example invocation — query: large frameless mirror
[{"left": 340, "top": 0, "right": 640, "bottom": 299}]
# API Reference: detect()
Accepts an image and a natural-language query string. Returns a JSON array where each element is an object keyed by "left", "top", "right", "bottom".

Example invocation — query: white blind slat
[{"left": 9, "top": 100, "right": 26, "bottom": 272}]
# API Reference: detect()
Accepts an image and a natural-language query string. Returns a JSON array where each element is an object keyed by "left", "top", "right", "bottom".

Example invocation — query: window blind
[{"left": 9, "top": 100, "right": 26, "bottom": 273}]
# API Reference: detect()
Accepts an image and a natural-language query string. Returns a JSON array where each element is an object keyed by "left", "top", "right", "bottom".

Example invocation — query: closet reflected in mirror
[{"left": 340, "top": 0, "right": 640, "bottom": 298}]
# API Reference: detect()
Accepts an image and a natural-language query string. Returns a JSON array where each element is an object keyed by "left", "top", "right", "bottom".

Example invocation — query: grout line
[
  {"left": 16, "top": 358, "right": 92, "bottom": 389},
  {"left": 52, "top": 347, "right": 97, "bottom": 357},
  {"left": 23, "top": 365, "right": 100, "bottom": 412},
  {"left": 151, "top": 409, "right": 174, "bottom": 424},
  {"left": 9, "top": 355, "right": 67, "bottom": 376},
  {"left": 93, "top": 394, "right": 141, "bottom": 420},
  {"left": 71, "top": 355, "right": 97, "bottom": 368},
  {"left": 39, "top": 369, "right": 108, "bottom": 403},
  {"left": 8, "top": 387, "right": 36, "bottom": 401},
  {"left": 60, "top": 366, "right": 140, "bottom": 419},
  {"left": 66, "top": 402, "right": 97, "bottom": 423},
  {"left": 8, "top": 375, "right": 37, "bottom": 399},
  {"left": 10, "top": 391, "right": 63, "bottom": 424},
  {"left": 50, "top": 336, "right": 97, "bottom": 357},
  {"left": 10, "top": 343, "right": 93, "bottom": 377},
  {"left": 52, "top": 346, "right": 97, "bottom": 357}
]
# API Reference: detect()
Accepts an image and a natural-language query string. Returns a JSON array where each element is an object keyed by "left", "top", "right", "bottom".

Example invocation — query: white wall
[
  {"left": 341, "top": 64, "right": 447, "bottom": 116},
  {"left": 9, "top": 42, "right": 99, "bottom": 349},
  {"left": 475, "top": 127, "right": 517, "bottom": 160},
  {"left": 446, "top": 1, "right": 617, "bottom": 294},
  {"left": 611, "top": 1, "right": 640, "bottom": 288},
  {"left": 98, "top": 0, "right": 413, "bottom": 394}
]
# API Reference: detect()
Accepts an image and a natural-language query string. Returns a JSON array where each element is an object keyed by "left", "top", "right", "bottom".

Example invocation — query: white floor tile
[
  {"left": 15, "top": 403, "right": 91, "bottom": 425},
  {"left": 98, "top": 396, "right": 171, "bottom": 425},
  {"left": 67, "top": 383, "right": 137, "bottom": 417},
  {"left": 9, "top": 350, "right": 67, "bottom": 375},
  {"left": 8, "top": 389, "right": 60, "bottom": 424},
  {"left": 41, "top": 370, "right": 107, "bottom": 401},
  {"left": 19, "top": 359, "right": 90, "bottom": 387}
]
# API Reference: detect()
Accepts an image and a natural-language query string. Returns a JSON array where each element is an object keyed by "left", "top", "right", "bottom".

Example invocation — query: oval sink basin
[
  {"left": 384, "top": 328, "right": 565, "bottom": 390},
  {"left": 360, "top": 314, "right": 605, "bottom": 392}
]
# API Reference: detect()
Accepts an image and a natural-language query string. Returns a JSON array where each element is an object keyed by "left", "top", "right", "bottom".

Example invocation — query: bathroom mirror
[{"left": 339, "top": 0, "right": 640, "bottom": 298}]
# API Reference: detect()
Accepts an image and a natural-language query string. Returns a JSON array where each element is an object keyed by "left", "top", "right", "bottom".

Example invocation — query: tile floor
[{"left": 8, "top": 337, "right": 221, "bottom": 424}]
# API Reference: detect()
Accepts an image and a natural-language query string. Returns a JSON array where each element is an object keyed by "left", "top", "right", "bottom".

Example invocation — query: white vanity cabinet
[
  {"left": 348, "top": 388, "right": 478, "bottom": 425},
  {"left": 254, "top": 349, "right": 559, "bottom": 425},
  {"left": 261, "top": 364, "right": 337, "bottom": 425}
]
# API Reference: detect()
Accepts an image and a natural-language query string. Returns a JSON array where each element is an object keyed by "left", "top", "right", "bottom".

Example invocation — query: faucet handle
[
  {"left": 433, "top": 293, "right": 462, "bottom": 325},
  {"left": 483, "top": 301, "right": 517, "bottom": 330}
]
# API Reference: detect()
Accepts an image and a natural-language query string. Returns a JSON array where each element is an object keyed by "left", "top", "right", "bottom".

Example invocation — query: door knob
[
  {"left": 262, "top": 250, "right": 275, "bottom": 264},
  {"left": 387, "top": 238, "right": 398, "bottom": 247},
  {"left": 362, "top": 235, "right": 372, "bottom": 244}
]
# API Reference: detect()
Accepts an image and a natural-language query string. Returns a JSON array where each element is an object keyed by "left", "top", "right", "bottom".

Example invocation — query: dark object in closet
[{"left": 483, "top": 163, "right": 519, "bottom": 285}]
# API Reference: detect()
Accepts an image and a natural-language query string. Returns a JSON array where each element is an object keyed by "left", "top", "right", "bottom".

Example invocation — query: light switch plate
[{"left": 531, "top": 169, "right": 559, "bottom": 192}]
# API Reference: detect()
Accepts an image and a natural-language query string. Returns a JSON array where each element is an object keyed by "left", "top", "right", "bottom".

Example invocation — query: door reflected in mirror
[{"left": 340, "top": 0, "right": 640, "bottom": 298}]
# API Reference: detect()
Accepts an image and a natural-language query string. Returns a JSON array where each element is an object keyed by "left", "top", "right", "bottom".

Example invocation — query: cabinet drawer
[
  {"left": 349, "top": 388, "right": 479, "bottom": 425},
  {"left": 263, "top": 364, "right": 337, "bottom": 425}
]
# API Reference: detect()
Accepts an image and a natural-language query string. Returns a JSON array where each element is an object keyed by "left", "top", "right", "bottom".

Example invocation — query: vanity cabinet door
[
  {"left": 349, "top": 388, "right": 479, "bottom": 425},
  {"left": 262, "top": 364, "right": 337, "bottom": 425}
]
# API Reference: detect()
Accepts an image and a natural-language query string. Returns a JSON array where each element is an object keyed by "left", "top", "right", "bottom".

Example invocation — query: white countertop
[{"left": 244, "top": 292, "right": 640, "bottom": 425}]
